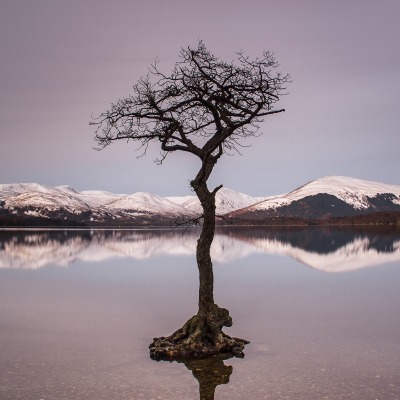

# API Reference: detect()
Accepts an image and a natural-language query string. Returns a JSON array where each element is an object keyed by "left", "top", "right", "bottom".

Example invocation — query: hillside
[
  {"left": 1, "top": 176, "right": 400, "bottom": 226},
  {"left": 0, "top": 183, "right": 261, "bottom": 226},
  {"left": 226, "top": 176, "right": 400, "bottom": 225}
]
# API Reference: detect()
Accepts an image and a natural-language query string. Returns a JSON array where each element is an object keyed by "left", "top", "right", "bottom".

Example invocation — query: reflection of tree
[
  {"left": 157, "top": 355, "right": 234, "bottom": 400},
  {"left": 184, "top": 356, "right": 233, "bottom": 400}
]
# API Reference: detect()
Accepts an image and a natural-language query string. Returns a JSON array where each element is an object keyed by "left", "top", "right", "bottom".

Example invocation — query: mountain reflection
[{"left": 0, "top": 227, "right": 399, "bottom": 271}]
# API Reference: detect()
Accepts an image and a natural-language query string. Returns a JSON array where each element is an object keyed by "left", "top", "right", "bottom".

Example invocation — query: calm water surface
[{"left": 0, "top": 227, "right": 399, "bottom": 399}]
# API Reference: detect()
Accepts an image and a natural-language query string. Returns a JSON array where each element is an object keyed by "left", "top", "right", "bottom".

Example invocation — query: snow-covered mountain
[
  {"left": 227, "top": 176, "right": 400, "bottom": 222},
  {"left": 1, "top": 176, "right": 400, "bottom": 226},
  {"left": 262, "top": 176, "right": 400, "bottom": 210},
  {"left": 0, "top": 183, "right": 91, "bottom": 216},
  {"left": 0, "top": 182, "right": 261, "bottom": 225},
  {"left": 167, "top": 187, "right": 264, "bottom": 215},
  {"left": 56, "top": 186, "right": 125, "bottom": 208},
  {"left": 104, "top": 192, "right": 188, "bottom": 217}
]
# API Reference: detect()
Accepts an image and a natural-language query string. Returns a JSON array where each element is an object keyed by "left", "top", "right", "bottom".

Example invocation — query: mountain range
[{"left": 1, "top": 176, "right": 400, "bottom": 226}]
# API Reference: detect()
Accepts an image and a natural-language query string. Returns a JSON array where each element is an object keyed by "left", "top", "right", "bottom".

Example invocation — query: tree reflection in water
[
  {"left": 184, "top": 355, "right": 233, "bottom": 400},
  {"left": 155, "top": 354, "right": 234, "bottom": 400}
]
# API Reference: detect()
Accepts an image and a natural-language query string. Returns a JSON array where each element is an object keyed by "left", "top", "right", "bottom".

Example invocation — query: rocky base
[{"left": 149, "top": 306, "right": 249, "bottom": 360}]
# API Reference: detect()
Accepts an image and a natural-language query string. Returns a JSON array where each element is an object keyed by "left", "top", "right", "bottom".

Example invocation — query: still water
[{"left": 0, "top": 227, "right": 399, "bottom": 399}]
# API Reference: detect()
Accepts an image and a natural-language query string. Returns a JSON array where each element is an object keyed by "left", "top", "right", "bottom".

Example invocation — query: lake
[{"left": 0, "top": 227, "right": 399, "bottom": 399}]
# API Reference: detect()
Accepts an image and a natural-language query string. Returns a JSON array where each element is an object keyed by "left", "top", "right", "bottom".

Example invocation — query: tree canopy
[{"left": 92, "top": 41, "right": 290, "bottom": 165}]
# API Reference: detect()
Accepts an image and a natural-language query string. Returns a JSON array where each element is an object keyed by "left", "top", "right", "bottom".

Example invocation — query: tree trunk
[
  {"left": 194, "top": 182, "right": 216, "bottom": 315},
  {"left": 149, "top": 160, "right": 249, "bottom": 360}
]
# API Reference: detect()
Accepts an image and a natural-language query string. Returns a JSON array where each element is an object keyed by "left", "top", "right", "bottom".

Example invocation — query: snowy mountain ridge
[
  {"left": 1, "top": 176, "right": 400, "bottom": 225},
  {"left": 253, "top": 176, "right": 400, "bottom": 211},
  {"left": 227, "top": 176, "right": 400, "bottom": 221},
  {"left": 0, "top": 182, "right": 263, "bottom": 223}
]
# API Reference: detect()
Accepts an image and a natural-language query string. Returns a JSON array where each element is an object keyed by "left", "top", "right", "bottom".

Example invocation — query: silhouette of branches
[{"left": 91, "top": 41, "right": 290, "bottom": 162}]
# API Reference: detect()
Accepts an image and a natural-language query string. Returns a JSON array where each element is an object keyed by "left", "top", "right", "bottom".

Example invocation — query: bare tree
[{"left": 91, "top": 41, "right": 290, "bottom": 359}]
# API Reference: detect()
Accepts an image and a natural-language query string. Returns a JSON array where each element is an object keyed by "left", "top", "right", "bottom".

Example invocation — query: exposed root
[{"left": 149, "top": 305, "right": 249, "bottom": 360}]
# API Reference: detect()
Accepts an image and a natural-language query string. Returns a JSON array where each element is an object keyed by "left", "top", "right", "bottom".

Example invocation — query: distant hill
[
  {"left": 1, "top": 176, "right": 400, "bottom": 226},
  {"left": 225, "top": 176, "right": 400, "bottom": 225},
  {"left": 0, "top": 183, "right": 262, "bottom": 226}
]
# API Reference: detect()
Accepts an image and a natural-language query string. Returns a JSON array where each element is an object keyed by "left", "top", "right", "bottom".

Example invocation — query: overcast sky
[{"left": 1, "top": 0, "right": 399, "bottom": 196}]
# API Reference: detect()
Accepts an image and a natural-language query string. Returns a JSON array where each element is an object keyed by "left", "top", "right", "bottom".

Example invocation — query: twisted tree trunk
[
  {"left": 193, "top": 177, "right": 217, "bottom": 316},
  {"left": 149, "top": 159, "right": 249, "bottom": 360}
]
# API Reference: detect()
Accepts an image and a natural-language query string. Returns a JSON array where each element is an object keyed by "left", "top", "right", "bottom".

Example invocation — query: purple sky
[{"left": 1, "top": 0, "right": 399, "bottom": 196}]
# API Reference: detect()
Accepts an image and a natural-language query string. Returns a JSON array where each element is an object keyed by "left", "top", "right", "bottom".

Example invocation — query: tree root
[{"left": 149, "top": 305, "right": 249, "bottom": 360}]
